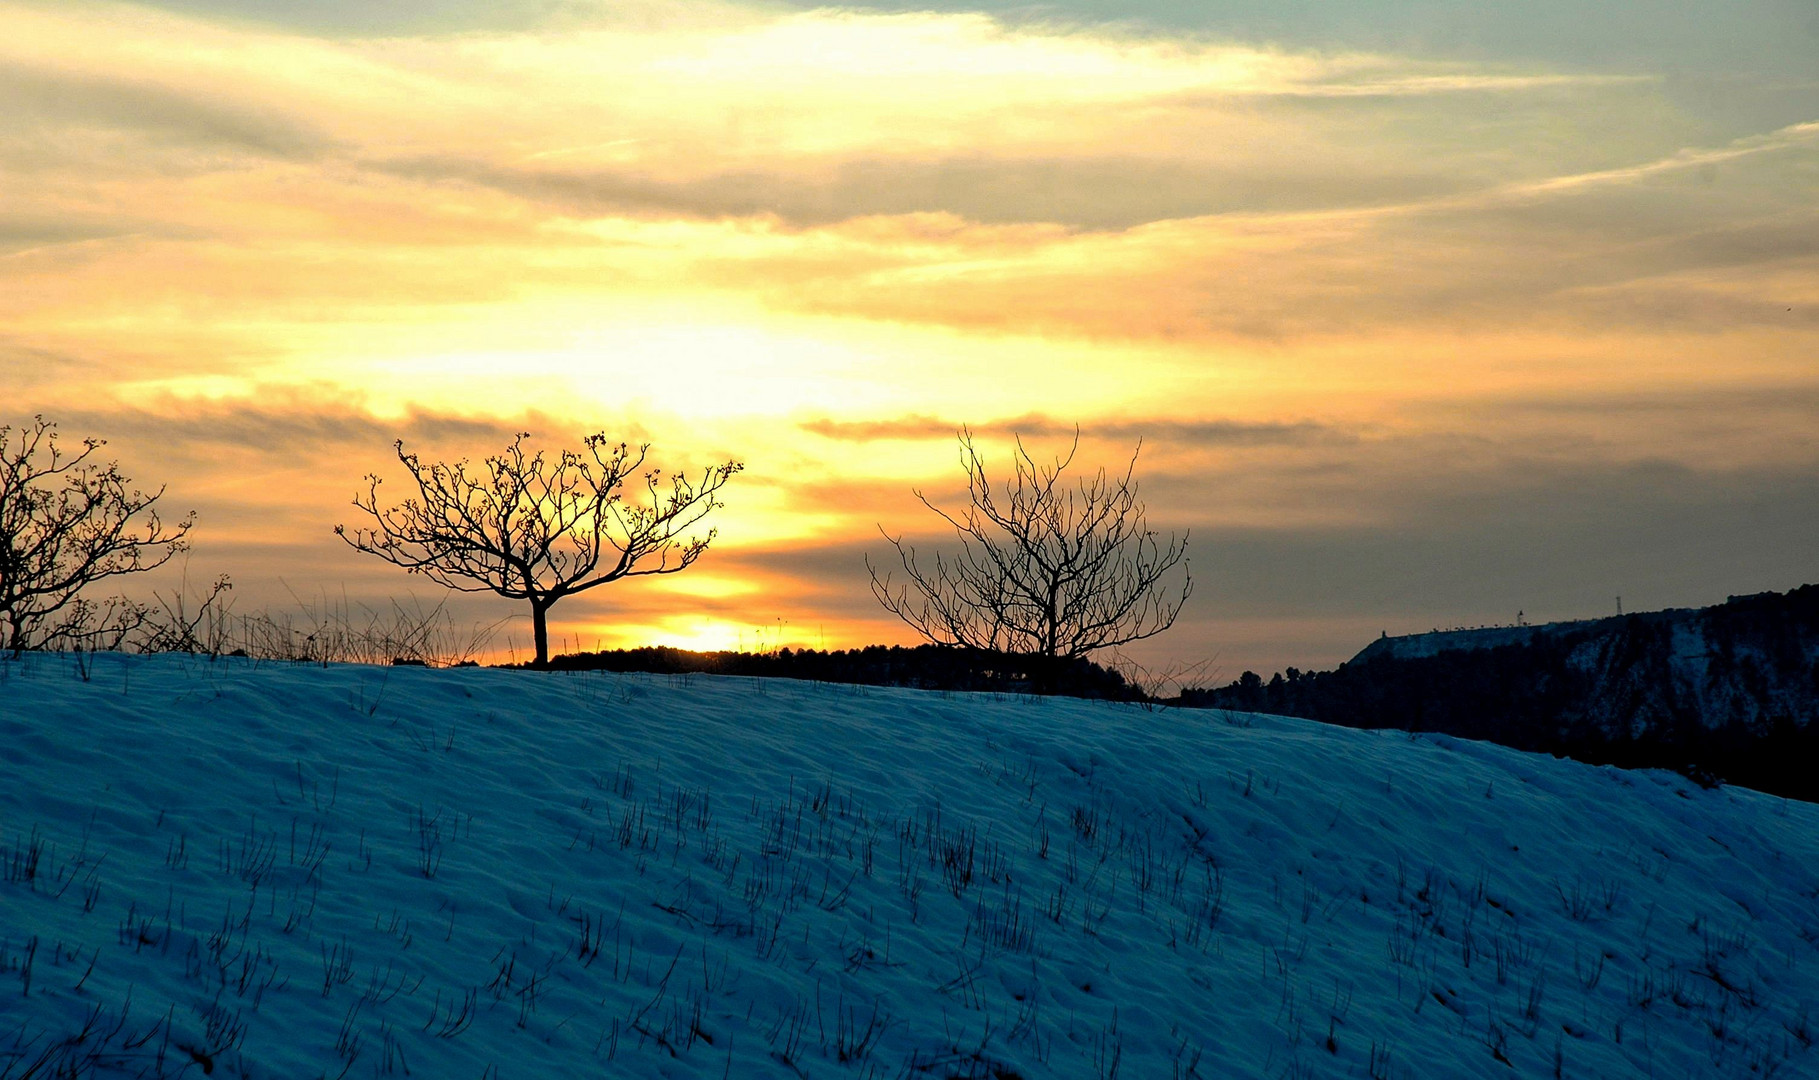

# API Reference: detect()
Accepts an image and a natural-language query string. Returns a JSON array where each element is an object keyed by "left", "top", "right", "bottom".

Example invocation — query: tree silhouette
[
  {"left": 868, "top": 428, "right": 1190, "bottom": 687},
  {"left": 337, "top": 432, "right": 741, "bottom": 666},
  {"left": 0, "top": 416, "right": 194, "bottom": 654}
]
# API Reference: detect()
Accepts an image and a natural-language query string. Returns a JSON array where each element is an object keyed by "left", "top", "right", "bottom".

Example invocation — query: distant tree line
[
  {"left": 1179, "top": 586, "right": 1819, "bottom": 802},
  {"left": 525, "top": 642, "right": 1142, "bottom": 700}
]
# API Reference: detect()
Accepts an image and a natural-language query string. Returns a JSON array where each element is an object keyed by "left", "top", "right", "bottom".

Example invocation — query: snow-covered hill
[
  {"left": 1345, "top": 587, "right": 1819, "bottom": 738},
  {"left": 2, "top": 653, "right": 1816, "bottom": 1078}
]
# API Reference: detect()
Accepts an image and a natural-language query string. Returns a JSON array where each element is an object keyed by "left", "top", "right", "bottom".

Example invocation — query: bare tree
[
  {"left": 337, "top": 432, "right": 741, "bottom": 667},
  {"left": 0, "top": 416, "right": 195, "bottom": 654},
  {"left": 868, "top": 428, "right": 1190, "bottom": 685}
]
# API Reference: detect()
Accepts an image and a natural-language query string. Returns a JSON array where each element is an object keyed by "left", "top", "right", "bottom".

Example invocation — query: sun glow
[{"left": 632, "top": 618, "right": 749, "bottom": 655}]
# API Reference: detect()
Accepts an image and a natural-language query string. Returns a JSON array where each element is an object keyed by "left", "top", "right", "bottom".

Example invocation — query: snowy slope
[
  {"left": 1352, "top": 622, "right": 1606, "bottom": 663},
  {"left": 1, "top": 653, "right": 1816, "bottom": 1079},
  {"left": 1345, "top": 590, "right": 1819, "bottom": 739}
]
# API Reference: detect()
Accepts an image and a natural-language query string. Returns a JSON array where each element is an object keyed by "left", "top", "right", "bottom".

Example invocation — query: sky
[{"left": 2, "top": 0, "right": 1815, "bottom": 679}]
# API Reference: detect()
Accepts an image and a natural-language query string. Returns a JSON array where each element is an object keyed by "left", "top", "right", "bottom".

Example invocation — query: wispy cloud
[
  {"left": 45, "top": 399, "right": 530, "bottom": 459},
  {"left": 1448, "top": 119, "right": 1819, "bottom": 207},
  {"left": 0, "top": 58, "right": 334, "bottom": 160},
  {"left": 1175, "top": 70, "right": 1656, "bottom": 101},
  {"left": 799, "top": 414, "right": 1354, "bottom": 448}
]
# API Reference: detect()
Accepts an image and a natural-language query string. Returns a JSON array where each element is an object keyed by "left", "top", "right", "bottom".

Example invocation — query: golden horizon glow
[{"left": 4, "top": 0, "right": 1815, "bottom": 675}]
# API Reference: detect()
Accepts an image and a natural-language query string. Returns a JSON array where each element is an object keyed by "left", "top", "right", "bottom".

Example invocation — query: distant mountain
[{"left": 1180, "top": 585, "right": 1819, "bottom": 799}]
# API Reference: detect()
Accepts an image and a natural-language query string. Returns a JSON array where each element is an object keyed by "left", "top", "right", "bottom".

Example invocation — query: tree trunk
[
  {"left": 1031, "top": 649, "right": 1059, "bottom": 696},
  {"left": 531, "top": 599, "right": 550, "bottom": 667}
]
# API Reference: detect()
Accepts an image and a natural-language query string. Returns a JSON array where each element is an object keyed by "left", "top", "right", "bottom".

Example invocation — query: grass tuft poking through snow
[{"left": 1, "top": 652, "right": 1817, "bottom": 1078}]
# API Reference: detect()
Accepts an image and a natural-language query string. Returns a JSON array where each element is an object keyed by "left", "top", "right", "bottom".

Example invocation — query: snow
[
  {"left": 2, "top": 652, "right": 1816, "bottom": 1078},
  {"left": 1351, "top": 622, "right": 1606, "bottom": 663}
]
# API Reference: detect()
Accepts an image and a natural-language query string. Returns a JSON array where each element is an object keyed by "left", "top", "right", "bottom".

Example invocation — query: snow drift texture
[{"left": 1, "top": 653, "right": 1816, "bottom": 1078}]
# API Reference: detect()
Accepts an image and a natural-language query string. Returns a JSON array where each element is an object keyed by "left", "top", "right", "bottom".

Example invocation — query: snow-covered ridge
[
  {"left": 1351, "top": 620, "right": 1621, "bottom": 664},
  {"left": 1345, "top": 588, "right": 1819, "bottom": 739},
  {"left": 1, "top": 653, "right": 1816, "bottom": 1078}
]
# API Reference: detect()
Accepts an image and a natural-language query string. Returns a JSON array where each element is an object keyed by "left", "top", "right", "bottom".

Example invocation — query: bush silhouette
[{"left": 0, "top": 416, "right": 193, "bottom": 654}]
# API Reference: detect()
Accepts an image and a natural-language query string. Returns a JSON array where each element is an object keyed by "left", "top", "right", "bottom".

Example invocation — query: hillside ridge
[
  {"left": 1, "top": 653, "right": 1817, "bottom": 1077},
  {"left": 1185, "top": 584, "right": 1819, "bottom": 799}
]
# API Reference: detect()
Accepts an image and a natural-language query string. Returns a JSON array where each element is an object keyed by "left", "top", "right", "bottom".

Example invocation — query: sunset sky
[{"left": 4, "top": 0, "right": 1815, "bottom": 679}]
